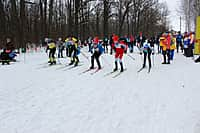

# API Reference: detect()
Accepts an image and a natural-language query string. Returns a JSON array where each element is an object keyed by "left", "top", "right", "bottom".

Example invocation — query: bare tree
[
  {"left": 179, "top": 0, "right": 200, "bottom": 31},
  {"left": 0, "top": 0, "right": 170, "bottom": 48}
]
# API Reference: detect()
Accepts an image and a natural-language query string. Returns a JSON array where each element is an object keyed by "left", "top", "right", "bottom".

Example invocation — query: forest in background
[{"left": 0, "top": 0, "right": 170, "bottom": 48}]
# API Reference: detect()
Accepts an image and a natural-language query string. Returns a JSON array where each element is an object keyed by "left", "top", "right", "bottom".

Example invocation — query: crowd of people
[
  {"left": 1, "top": 31, "right": 199, "bottom": 70},
  {"left": 42, "top": 30, "right": 198, "bottom": 73}
]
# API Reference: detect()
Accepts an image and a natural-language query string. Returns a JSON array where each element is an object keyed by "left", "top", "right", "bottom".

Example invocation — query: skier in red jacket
[{"left": 113, "top": 35, "right": 127, "bottom": 72}]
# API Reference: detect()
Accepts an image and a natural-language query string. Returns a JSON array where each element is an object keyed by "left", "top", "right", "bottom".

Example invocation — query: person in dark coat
[
  {"left": 0, "top": 49, "right": 10, "bottom": 65},
  {"left": 176, "top": 31, "right": 183, "bottom": 53}
]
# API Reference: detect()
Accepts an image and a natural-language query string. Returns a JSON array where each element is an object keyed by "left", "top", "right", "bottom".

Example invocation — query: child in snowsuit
[
  {"left": 90, "top": 37, "right": 104, "bottom": 69},
  {"left": 113, "top": 35, "right": 127, "bottom": 72},
  {"left": 46, "top": 40, "right": 56, "bottom": 65}
]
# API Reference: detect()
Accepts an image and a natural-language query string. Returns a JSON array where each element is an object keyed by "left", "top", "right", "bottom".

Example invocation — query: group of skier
[
  {"left": 45, "top": 37, "right": 81, "bottom": 66},
  {"left": 44, "top": 32, "right": 153, "bottom": 73},
  {"left": 1, "top": 30, "right": 198, "bottom": 70},
  {"left": 42, "top": 30, "right": 198, "bottom": 73}
]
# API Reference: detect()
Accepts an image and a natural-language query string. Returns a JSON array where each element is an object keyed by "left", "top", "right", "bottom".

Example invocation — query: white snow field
[{"left": 0, "top": 47, "right": 200, "bottom": 133}]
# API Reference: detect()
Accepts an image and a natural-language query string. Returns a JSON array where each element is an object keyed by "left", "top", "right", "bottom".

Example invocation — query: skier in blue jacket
[
  {"left": 176, "top": 31, "right": 183, "bottom": 53},
  {"left": 90, "top": 37, "right": 104, "bottom": 69}
]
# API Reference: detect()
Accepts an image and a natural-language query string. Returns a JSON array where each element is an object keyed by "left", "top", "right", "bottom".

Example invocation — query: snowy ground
[{"left": 0, "top": 47, "right": 200, "bottom": 133}]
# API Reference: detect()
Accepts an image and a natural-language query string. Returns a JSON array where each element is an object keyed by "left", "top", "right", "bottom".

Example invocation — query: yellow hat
[
  {"left": 65, "top": 38, "right": 69, "bottom": 42},
  {"left": 72, "top": 37, "right": 77, "bottom": 42}
]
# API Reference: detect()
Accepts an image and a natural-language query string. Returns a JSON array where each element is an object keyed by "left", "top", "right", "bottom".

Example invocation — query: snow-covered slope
[{"left": 0, "top": 48, "right": 200, "bottom": 133}]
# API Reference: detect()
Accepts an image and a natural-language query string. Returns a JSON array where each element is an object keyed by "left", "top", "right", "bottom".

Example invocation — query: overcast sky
[{"left": 160, "top": 0, "right": 184, "bottom": 31}]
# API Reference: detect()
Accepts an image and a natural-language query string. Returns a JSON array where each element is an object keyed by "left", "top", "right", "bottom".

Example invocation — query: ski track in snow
[{"left": 0, "top": 48, "right": 200, "bottom": 133}]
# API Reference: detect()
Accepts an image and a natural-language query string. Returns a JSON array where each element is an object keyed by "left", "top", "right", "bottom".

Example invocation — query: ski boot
[
  {"left": 90, "top": 66, "right": 94, "bottom": 69},
  {"left": 113, "top": 61, "right": 118, "bottom": 72},
  {"left": 74, "top": 61, "right": 78, "bottom": 67},
  {"left": 69, "top": 61, "right": 74, "bottom": 65},
  {"left": 120, "top": 62, "right": 124, "bottom": 72}
]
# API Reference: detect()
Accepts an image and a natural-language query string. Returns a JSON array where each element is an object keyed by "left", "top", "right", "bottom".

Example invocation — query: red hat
[
  {"left": 119, "top": 40, "right": 126, "bottom": 44},
  {"left": 119, "top": 40, "right": 125, "bottom": 44},
  {"left": 113, "top": 35, "right": 119, "bottom": 43},
  {"left": 189, "top": 32, "right": 193, "bottom": 35},
  {"left": 93, "top": 37, "right": 99, "bottom": 44}
]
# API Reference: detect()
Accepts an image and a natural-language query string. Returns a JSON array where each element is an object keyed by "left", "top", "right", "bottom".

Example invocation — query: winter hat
[
  {"left": 119, "top": 40, "right": 125, "bottom": 44},
  {"left": 113, "top": 35, "right": 119, "bottom": 43},
  {"left": 93, "top": 37, "right": 99, "bottom": 44},
  {"left": 72, "top": 37, "right": 77, "bottom": 42}
]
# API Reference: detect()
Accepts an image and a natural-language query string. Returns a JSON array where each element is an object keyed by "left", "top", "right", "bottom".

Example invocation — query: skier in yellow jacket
[
  {"left": 68, "top": 37, "right": 80, "bottom": 66},
  {"left": 46, "top": 39, "right": 56, "bottom": 65},
  {"left": 170, "top": 35, "right": 176, "bottom": 60}
]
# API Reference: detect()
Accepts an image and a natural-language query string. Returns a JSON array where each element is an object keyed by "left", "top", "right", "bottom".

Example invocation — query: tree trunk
[
  {"left": 0, "top": 0, "right": 6, "bottom": 41},
  {"left": 20, "top": 0, "right": 25, "bottom": 48},
  {"left": 39, "top": 0, "right": 44, "bottom": 40},
  {"left": 118, "top": 3, "right": 130, "bottom": 36},
  {"left": 49, "top": 0, "right": 54, "bottom": 37},
  {"left": 103, "top": 0, "right": 109, "bottom": 37},
  {"left": 10, "top": 0, "right": 19, "bottom": 47},
  {"left": 127, "top": 13, "right": 130, "bottom": 35},
  {"left": 75, "top": 0, "right": 80, "bottom": 38},
  {"left": 67, "top": 0, "right": 73, "bottom": 36},
  {"left": 96, "top": 11, "right": 100, "bottom": 36},
  {"left": 44, "top": 0, "right": 48, "bottom": 37}
]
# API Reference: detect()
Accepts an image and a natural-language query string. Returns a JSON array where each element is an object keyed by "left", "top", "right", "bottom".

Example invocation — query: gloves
[
  {"left": 139, "top": 52, "right": 142, "bottom": 55},
  {"left": 152, "top": 52, "right": 154, "bottom": 55}
]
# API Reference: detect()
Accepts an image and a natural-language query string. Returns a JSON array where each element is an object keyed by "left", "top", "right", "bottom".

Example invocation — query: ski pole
[
  {"left": 54, "top": 49, "right": 61, "bottom": 65},
  {"left": 127, "top": 54, "right": 135, "bottom": 61},
  {"left": 101, "top": 55, "right": 111, "bottom": 66},
  {"left": 138, "top": 45, "right": 143, "bottom": 62},
  {"left": 152, "top": 53, "right": 155, "bottom": 66},
  {"left": 81, "top": 51, "right": 90, "bottom": 61},
  {"left": 152, "top": 47, "right": 155, "bottom": 66},
  {"left": 57, "top": 55, "right": 62, "bottom": 65}
]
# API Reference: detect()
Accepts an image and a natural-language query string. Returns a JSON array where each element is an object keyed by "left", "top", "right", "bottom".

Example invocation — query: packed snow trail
[{"left": 0, "top": 49, "right": 200, "bottom": 133}]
